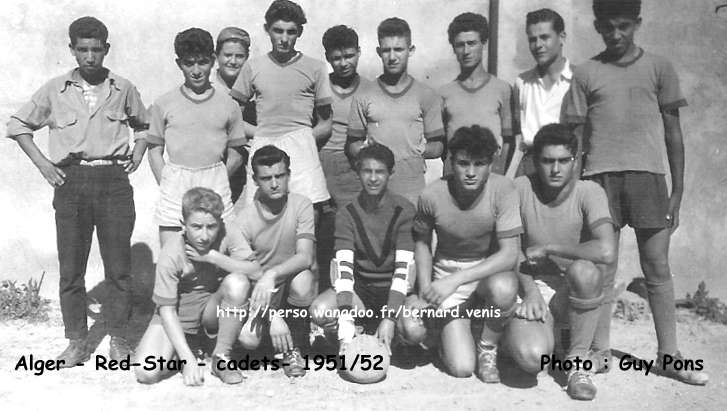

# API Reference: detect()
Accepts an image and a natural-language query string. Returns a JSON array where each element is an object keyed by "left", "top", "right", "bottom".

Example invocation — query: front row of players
[{"left": 135, "top": 124, "right": 705, "bottom": 400}]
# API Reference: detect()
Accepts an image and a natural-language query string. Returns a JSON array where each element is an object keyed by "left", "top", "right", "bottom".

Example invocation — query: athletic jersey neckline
[
  {"left": 594, "top": 47, "right": 644, "bottom": 68},
  {"left": 455, "top": 73, "right": 492, "bottom": 94},
  {"left": 178, "top": 85, "right": 216, "bottom": 104},
  {"left": 266, "top": 51, "right": 304, "bottom": 68},
  {"left": 329, "top": 74, "right": 361, "bottom": 99},
  {"left": 376, "top": 75, "right": 414, "bottom": 98}
]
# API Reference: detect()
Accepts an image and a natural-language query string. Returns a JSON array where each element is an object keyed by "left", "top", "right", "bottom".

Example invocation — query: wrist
[{"left": 263, "top": 269, "right": 278, "bottom": 282}]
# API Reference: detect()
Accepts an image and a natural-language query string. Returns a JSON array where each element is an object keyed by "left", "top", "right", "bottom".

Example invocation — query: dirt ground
[{"left": 1, "top": 294, "right": 726, "bottom": 411}]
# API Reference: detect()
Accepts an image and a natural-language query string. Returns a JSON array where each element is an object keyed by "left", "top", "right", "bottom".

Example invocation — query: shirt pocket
[
  {"left": 51, "top": 111, "right": 77, "bottom": 129},
  {"left": 105, "top": 109, "right": 129, "bottom": 124}
]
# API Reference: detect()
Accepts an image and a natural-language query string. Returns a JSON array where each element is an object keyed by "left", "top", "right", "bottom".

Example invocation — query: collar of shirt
[
  {"left": 523, "top": 58, "right": 572, "bottom": 86},
  {"left": 59, "top": 68, "right": 120, "bottom": 93}
]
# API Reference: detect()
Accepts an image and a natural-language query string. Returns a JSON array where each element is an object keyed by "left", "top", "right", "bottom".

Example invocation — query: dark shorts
[{"left": 585, "top": 171, "right": 668, "bottom": 229}]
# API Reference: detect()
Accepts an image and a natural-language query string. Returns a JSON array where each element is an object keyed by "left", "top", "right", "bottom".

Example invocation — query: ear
[
  {"left": 356, "top": 47, "right": 361, "bottom": 57},
  {"left": 593, "top": 20, "right": 602, "bottom": 34},
  {"left": 298, "top": 25, "right": 304, "bottom": 38},
  {"left": 376, "top": 46, "right": 383, "bottom": 57},
  {"left": 634, "top": 17, "right": 642, "bottom": 30},
  {"left": 409, "top": 44, "right": 416, "bottom": 55},
  {"left": 264, "top": 23, "right": 269, "bottom": 33},
  {"left": 175, "top": 58, "right": 183, "bottom": 70},
  {"left": 103, "top": 42, "right": 110, "bottom": 55}
]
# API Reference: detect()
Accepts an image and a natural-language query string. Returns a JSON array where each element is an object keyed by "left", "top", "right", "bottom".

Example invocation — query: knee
[
  {"left": 309, "top": 297, "right": 334, "bottom": 327},
  {"left": 397, "top": 316, "right": 427, "bottom": 345},
  {"left": 566, "top": 260, "right": 602, "bottom": 299},
  {"left": 445, "top": 359, "right": 474, "bottom": 378},
  {"left": 220, "top": 273, "right": 250, "bottom": 302},
  {"left": 289, "top": 270, "right": 317, "bottom": 306},
  {"left": 135, "top": 368, "right": 161, "bottom": 385},
  {"left": 511, "top": 342, "right": 552, "bottom": 375},
  {"left": 238, "top": 330, "right": 261, "bottom": 350},
  {"left": 640, "top": 254, "right": 671, "bottom": 282},
  {"left": 478, "top": 271, "right": 518, "bottom": 308}
]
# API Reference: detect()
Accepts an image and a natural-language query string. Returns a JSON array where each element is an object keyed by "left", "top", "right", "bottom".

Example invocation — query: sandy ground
[{"left": 1, "top": 295, "right": 726, "bottom": 411}]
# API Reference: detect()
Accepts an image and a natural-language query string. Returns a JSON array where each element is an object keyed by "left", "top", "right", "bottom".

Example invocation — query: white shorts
[
  {"left": 433, "top": 258, "right": 483, "bottom": 310},
  {"left": 154, "top": 161, "right": 234, "bottom": 227},
  {"left": 240, "top": 128, "right": 330, "bottom": 207}
]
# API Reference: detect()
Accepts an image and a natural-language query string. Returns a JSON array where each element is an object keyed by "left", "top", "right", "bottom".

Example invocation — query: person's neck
[
  {"left": 331, "top": 72, "right": 358, "bottom": 89},
  {"left": 359, "top": 190, "right": 386, "bottom": 212},
  {"left": 259, "top": 194, "right": 287, "bottom": 215},
  {"left": 271, "top": 49, "right": 298, "bottom": 64},
  {"left": 217, "top": 69, "right": 236, "bottom": 89},
  {"left": 457, "top": 62, "right": 488, "bottom": 85},
  {"left": 605, "top": 43, "right": 640, "bottom": 64},
  {"left": 536, "top": 176, "right": 575, "bottom": 204},
  {"left": 379, "top": 70, "right": 410, "bottom": 89},
  {"left": 453, "top": 180, "right": 485, "bottom": 208},
  {"left": 183, "top": 81, "right": 212, "bottom": 97},
  {"left": 536, "top": 55, "right": 566, "bottom": 82},
  {"left": 79, "top": 67, "right": 108, "bottom": 86}
]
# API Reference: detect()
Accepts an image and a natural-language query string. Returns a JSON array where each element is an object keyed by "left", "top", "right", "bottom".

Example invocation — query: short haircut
[
  {"left": 265, "top": 0, "right": 307, "bottom": 28},
  {"left": 526, "top": 8, "right": 565, "bottom": 33},
  {"left": 215, "top": 27, "right": 251, "bottom": 54},
  {"left": 174, "top": 28, "right": 214, "bottom": 59},
  {"left": 593, "top": 0, "right": 641, "bottom": 21},
  {"left": 447, "top": 12, "right": 488, "bottom": 45},
  {"left": 532, "top": 123, "right": 578, "bottom": 157},
  {"left": 322, "top": 25, "right": 359, "bottom": 55},
  {"left": 356, "top": 143, "right": 395, "bottom": 173},
  {"left": 182, "top": 187, "right": 224, "bottom": 220},
  {"left": 251, "top": 145, "right": 291, "bottom": 175},
  {"left": 377, "top": 17, "right": 411, "bottom": 43},
  {"left": 448, "top": 125, "right": 499, "bottom": 163},
  {"left": 68, "top": 16, "right": 108, "bottom": 45}
]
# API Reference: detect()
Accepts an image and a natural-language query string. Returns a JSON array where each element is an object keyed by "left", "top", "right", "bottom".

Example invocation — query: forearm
[
  {"left": 226, "top": 147, "right": 243, "bottom": 177},
  {"left": 131, "top": 139, "right": 148, "bottom": 161},
  {"left": 414, "top": 240, "right": 433, "bottom": 291},
  {"left": 544, "top": 240, "right": 614, "bottom": 266},
  {"left": 265, "top": 253, "right": 312, "bottom": 284},
  {"left": 423, "top": 140, "right": 444, "bottom": 159},
  {"left": 449, "top": 246, "right": 518, "bottom": 286},
  {"left": 147, "top": 145, "right": 165, "bottom": 184},
  {"left": 516, "top": 270, "right": 540, "bottom": 297},
  {"left": 158, "top": 306, "right": 195, "bottom": 362},
  {"left": 312, "top": 119, "right": 332, "bottom": 145},
  {"left": 665, "top": 128, "right": 685, "bottom": 199},
  {"left": 347, "top": 138, "right": 365, "bottom": 158},
  {"left": 243, "top": 122, "right": 256, "bottom": 140},
  {"left": 15, "top": 134, "right": 52, "bottom": 167},
  {"left": 206, "top": 250, "right": 262, "bottom": 278}
]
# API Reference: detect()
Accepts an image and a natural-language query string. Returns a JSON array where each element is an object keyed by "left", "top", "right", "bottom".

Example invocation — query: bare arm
[
  {"left": 312, "top": 104, "right": 333, "bottom": 146},
  {"left": 225, "top": 146, "right": 244, "bottom": 177},
  {"left": 14, "top": 133, "right": 66, "bottom": 187},
  {"left": 158, "top": 305, "right": 197, "bottom": 364},
  {"left": 414, "top": 239, "right": 434, "bottom": 296},
  {"left": 448, "top": 236, "right": 519, "bottom": 285},
  {"left": 147, "top": 143, "right": 165, "bottom": 184},
  {"left": 662, "top": 108, "right": 685, "bottom": 233},
  {"left": 423, "top": 139, "right": 444, "bottom": 159},
  {"left": 526, "top": 223, "right": 617, "bottom": 266},
  {"left": 249, "top": 238, "right": 314, "bottom": 311}
]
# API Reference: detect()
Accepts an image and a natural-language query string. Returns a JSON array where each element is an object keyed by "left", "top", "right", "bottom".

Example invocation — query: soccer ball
[{"left": 339, "top": 334, "right": 390, "bottom": 384}]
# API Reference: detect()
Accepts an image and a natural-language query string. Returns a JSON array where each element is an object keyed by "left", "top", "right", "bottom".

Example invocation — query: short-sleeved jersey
[
  {"left": 152, "top": 227, "right": 255, "bottom": 307},
  {"left": 413, "top": 174, "right": 523, "bottom": 261},
  {"left": 324, "top": 75, "right": 373, "bottom": 152},
  {"left": 231, "top": 192, "right": 315, "bottom": 270},
  {"left": 439, "top": 75, "right": 513, "bottom": 147},
  {"left": 563, "top": 49, "right": 687, "bottom": 176},
  {"left": 229, "top": 52, "right": 332, "bottom": 137},
  {"left": 516, "top": 176, "right": 613, "bottom": 270},
  {"left": 334, "top": 192, "right": 415, "bottom": 283},
  {"left": 147, "top": 86, "right": 246, "bottom": 168},
  {"left": 347, "top": 77, "right": 445, "bottom": 161}
]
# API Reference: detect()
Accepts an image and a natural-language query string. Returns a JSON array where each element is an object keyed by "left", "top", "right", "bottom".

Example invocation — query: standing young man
[
  {"left": 401, "top": 126, "right": 520, "bottom": 383},
  {"left": 6, "top": 16, "right": 148, "bottom": 365},
  {"left": 506, "top": 124, "right": 617, "bottom": 400},
  {"left": 564, "top": 0, "right": 708, "bottom": 385},
  {"left": 230, "top": 0, "right": 332, "bottom": 209},
  {"left": 440, "top": 12, "right": 513, "bottom": 176},
  {"left": 347, "top": 17, "right": 445, "bottom": 204},
  {"left": 233, "top": 146, "right": 317, "bottom": 378},
  {"left": 507, "top": 9, "right": 573, "bottom": 178}
]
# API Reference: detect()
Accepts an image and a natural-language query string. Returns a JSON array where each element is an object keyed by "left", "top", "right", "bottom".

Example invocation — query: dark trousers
[{"left": 53, "top": 165, "right": 135, "bottom": 339}]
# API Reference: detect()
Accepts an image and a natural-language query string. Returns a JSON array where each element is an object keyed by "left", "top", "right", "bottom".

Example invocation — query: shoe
[
  {"left": 475, "top": 343, "right": 500, "bottom": 383},
  {"left": 210, "top": 353, "right": 245, "bottom": 384},
  {"left": 109, "top": 336, "right": 131, "bottom": 361},
  {"left": 282, "top": 348, "right": 307, "bottom": 378},
  {"left": 589, "top": 348, "right": 611, "bottom": 374},
  {"left": 566, "top": 369, "right": 597, "bottom": 400},
  {"left": 656, "top": 351, "right": 708, "bottom": 385},
  {"left": 56, "top": 338, "right": 90, "bottom": 368}
]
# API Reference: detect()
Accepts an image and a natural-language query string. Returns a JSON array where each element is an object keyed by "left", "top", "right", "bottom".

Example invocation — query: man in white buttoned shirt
[{"left": 507, "top": 8, "right": 572, "bottom": 178}]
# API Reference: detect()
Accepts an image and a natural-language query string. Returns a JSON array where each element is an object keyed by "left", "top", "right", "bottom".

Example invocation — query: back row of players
[{"left": 6, "top": 0, "right": 708, "bottom": 401}]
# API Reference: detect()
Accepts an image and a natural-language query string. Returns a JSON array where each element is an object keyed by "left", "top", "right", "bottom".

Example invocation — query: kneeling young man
[
  {"left": 506, "top": 124, "right": 617, "bottom": 400},
  {"left": 310, "top": 144, "right": 415, "bottom": 353},
  {"left": 233, "top": 145, "right": 317, "bottom": 378},
  {"left": 135, "top": 187, "right": 261, "bottom": 386},
  {"left": 403, "top": 126, "right": 521, "bottom": 382}
]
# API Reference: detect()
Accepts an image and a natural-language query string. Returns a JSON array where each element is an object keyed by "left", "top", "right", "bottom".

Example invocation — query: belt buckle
[{"left": 79, "top": 159, "right": 114, "bottom": 167}]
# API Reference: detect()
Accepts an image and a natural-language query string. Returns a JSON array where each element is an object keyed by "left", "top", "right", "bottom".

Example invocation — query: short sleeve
[
  {"left": 226, "top": 99, "right": 247, "bottom": 147},
  {"left": 580, "top": 181, "right": 614, "bottom": 231},
  {"left": 421, "top": 89, "right": 445, "bottom": 140},
  {"left": 346, "top": 94, "right": 368, "bottom": 140},
  {"left": 656, "top": 57, "right": 687, "bottom": 111},
  {"left": 333, "top": 208, "right": 356, "bottom": 251},
  {"left": 222, "top": 223, "right": 256, "bottom": 262},
  {"left": 500, "top": 83, "right": 514, "bottom": 138},
  {"left": 124, "top": 85, "right": 149, "bottom": 132},
  {"left": 563, "top": 66, "right": 589, "bottom": 125},
  {"left": 6, "top": 83, "right": 53, "bottom": 138},
  {"left": 395, "top": 202, "right": 416, "bottom": 251},
  {"left": 495, "top": 179, "right": 524, "bottom": 238},
  {"left": 152, "top": 242, "right": 183, "bottom": 306},
  {"left": 229, "top": 63, "right": 254, "bottom": 104},
  {"left": 413, "top": 193, "right": 436, "bottom": 240},
  {"left": 146, "top": 103, "right": 166, "bottom": 145},
  {"left": 296, "top": 197, "right": 316, "bottom": 241},
  {"left": 314, "top": 62, "right": 333, "bottom": 107}
]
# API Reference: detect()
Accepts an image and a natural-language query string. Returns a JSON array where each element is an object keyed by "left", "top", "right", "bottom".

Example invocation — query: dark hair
[
  {"left": 322, "top": 25, "right": 359, "bottom": 55},
  {"left": 532, "top": 123, "right": 578, "bottom": 157},
  {"left": 251, "top": 145, "right": 291, "bottom": 175},
  {"left": 182, "top": 187, "right": 224, "bottom": 220},
  {"left": 377, "top": 17, "right": 411, "bottom": 43},
  {"left": 174, "top": 28, "right": 214, "bottom": 59},
  {"left": 593, "top": 0, "right": 641, "bottom": 21},
  {"left": 356, "top": 143, "right": 395, "bottom": 173},
  {"left": 526, "top": 8, "right": 565, "bottom": 33},
  {"left": 447, "top": 12, "right": 488, "bottom": 45},
  {"left": 448, "top": 126, "right": 499, "bottom": 163},
  {"left": 265, "top": 0, "right": 307, "bottom": 28},
  {"left": 68, "top": 16, "right": 108, "bottom": 45}
]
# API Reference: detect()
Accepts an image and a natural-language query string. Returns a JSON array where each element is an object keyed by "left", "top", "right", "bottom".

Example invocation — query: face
[
  {"left": 266, "top": 20, "right": 301, "bottom": 55},
  {"left": 377, "top": 36, "right": 413, "bottom": 75},
  {"left": 326, "top": 47, "right": 360, "bottom": 79},
  {"left": 594, "top": 16, "right": 640, "bottom": 57},
  {"left": 184, "top": 211, "right": 221, "bottom": 254},
  {"left": 69, "top": 38, "right": 109, "bottom": 77},
  {"left": 526, "top": 22, "right": 564, "bottom": 67},
  {"left": 357, "top": 158, "right": 391, "bottom": 196},
  {"left": 216, "top": 41, "right": 248, "bottom": 82},
  {"left": 451, "top": 151, "right": 491, "bottom": 193},
  {"left": 253, "top": 161, "right": 290, "bottom": 201},
  {"left": 177, "top": 54, "right": 213, "bottom": 91},
  {"left": 452, "top": 31, "right": 484, "bottom": 69},
  {"left": 536, "top": 145, "right": 576, "bottom": 189}
]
